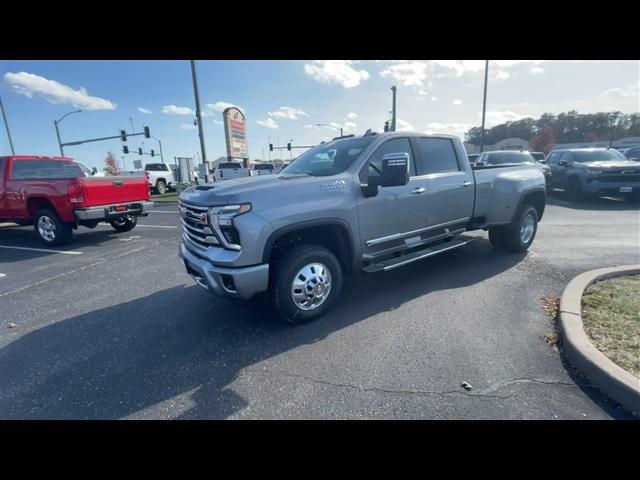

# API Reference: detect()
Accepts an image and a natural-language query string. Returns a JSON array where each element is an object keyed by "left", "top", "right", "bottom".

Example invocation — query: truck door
[
  {"left": 411, "top": 136, "right": 474, "bottom": 231},
  {"left": 356, "top": 137, "right": 431, "bottom": 255}
]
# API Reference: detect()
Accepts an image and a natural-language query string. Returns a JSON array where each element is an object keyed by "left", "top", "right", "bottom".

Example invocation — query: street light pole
[
  {"left": 317, "top": 123, "right": 343, "bottom": 137},
  {"left": 391, "top": 85, "right": 397, "bottom": 132},
  {"left": 190, "top": 60, "right": 208, "bottom": 180},
  {"left": 53, "top": 109, "right": 82, "bottom": 156},
  {"left": 0, "top": 96, "right": 16, "bottom": 155},
  {"left": 151, "top": 136, "right": 164, "bottom": 164},
  {"left": 479, "top": 60, "right": 489, "bottom": 153}
]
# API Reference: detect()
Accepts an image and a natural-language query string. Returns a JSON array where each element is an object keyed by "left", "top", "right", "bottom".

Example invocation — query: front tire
[
  {"left": 270, "top": 244, "right": 343, "bottom": 324},
  {"left": 34, "top": 208, "right": 73, "bottom": 246},
  {"left": 109, "top": 215, "right": 137, "bottom": 233}
]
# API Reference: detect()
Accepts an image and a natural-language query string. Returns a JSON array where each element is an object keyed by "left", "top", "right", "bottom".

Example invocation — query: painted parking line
[
  {"left": 0, "top": 245, "right": 83, "bottom": 255},
  {"left": 0, "top": 273, "right": 6, "bottom": 278}
]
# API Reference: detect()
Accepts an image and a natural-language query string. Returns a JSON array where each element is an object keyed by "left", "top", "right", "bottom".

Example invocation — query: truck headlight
[{"left": 209, "top": 204, "right": 252, "bottom": 226}]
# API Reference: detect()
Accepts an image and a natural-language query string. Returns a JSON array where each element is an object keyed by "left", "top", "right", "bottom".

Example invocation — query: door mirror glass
[{"left": 373, "top": 152, "right": 409, "bottom": 187}]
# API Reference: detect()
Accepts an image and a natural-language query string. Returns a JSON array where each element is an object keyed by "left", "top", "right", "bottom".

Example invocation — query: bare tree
[{"left": 103, "top": 151, "right": 121, "bottom": 176}]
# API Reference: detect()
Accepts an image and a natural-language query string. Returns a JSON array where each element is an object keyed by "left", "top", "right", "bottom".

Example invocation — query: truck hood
[
  {"left": 575, "top": 160, "right": 640, "bottom": 170},
  {"left": 178, "top": 174, "right": 340, "bottom": 207}
]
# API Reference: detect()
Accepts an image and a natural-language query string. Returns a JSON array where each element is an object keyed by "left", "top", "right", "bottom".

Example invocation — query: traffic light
[
  {"left": 151, "top": 149, "right": 155, "bottom": 157},
  {"left": 384, "top": 121, "right": 390, "bottom": 132},
  {"left": 120, "top": 130, "right": 127, "bottom": 142},
  {"left": 287, "top": 143, "right": 291, "bottom": 151},
  {"left": 123, "top": 146, "right": 129, "bottom": 154},
  {"left": 144, "top": 126, "right": 150, "bottom": 139},
  {"left": 269, "top": 143, "right": 273, "bottom": 152},
  {"left": 138, "top": 147, "right": 143, "bottom": 155}
]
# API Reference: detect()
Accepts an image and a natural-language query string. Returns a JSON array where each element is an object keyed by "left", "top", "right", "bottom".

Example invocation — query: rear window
[
  {"left": 254, "top": 164, "right": 274, "bottom": 170},
  {"left": 11, "top": 160, "right": 83, "bottom": 179},
  {"left": 145, "top": 164, "right": 167, "bottom": 171},
  {"left": 485, "top": 152, "right": 535, "bottom": 165},
  {"left": 218, "top": 163, "right": 242, "bottom": 169}
]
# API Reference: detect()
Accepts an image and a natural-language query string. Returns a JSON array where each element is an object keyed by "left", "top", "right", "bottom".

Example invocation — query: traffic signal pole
[{"left": 190, "top": 60, "right": 208, "bottom": 180}]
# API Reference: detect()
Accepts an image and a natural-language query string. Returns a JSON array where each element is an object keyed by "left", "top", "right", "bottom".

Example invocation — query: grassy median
[
  {"left": 150, "top": 192, "right": 180, "bottom": 203},
  {"left": 582, "top": 275, "right": 640, "bottom": 378}
]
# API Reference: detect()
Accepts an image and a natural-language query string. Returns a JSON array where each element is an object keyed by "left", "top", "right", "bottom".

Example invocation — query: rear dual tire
[{"left": 489, "top": 204, "right": 538, "bottom": 253}]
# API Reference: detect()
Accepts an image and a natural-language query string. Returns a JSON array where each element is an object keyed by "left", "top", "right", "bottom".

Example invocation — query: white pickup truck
[
  {"left": 145, "top": 163, "right": 175, "bottom": 194},
  {"left": 213, "top": 161, "right": 251, "bottom": 182}
]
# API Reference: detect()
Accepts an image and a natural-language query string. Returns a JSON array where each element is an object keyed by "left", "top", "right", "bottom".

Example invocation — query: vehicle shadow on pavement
[
  {"left": 546, "top": 190, "right": 640, "bottom": 211},
  {"left": 0, "top": 237, "right": 628, "bottom": 419}
]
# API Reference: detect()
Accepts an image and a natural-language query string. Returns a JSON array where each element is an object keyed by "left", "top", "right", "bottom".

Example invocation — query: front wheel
[
  {"left": 270, "top": 244, "right": 343, "bottom": 324},
  {"left": 109, "top": 215, "right": 137, "bottom": 233},
  {"left": 155, "top": 180, "right": 167, "bottom": 195},
  {"left": 34, "top": 208, "right": 73, "bottom": 246}
]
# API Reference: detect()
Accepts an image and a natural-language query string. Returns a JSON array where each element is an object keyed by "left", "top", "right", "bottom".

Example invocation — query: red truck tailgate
[{"left": 79, "top": 176, "right": 149, "bottom": 206}]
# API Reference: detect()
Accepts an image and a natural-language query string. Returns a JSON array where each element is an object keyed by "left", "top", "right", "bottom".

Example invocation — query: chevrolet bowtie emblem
[{"left": 199, "top": 213, "right": 208, "bottom": 223}]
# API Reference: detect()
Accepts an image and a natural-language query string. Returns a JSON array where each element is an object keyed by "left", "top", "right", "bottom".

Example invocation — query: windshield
[
  {"left": 486, "top": 152, "right": 536, "bottom": 165},
  {"left": 281, "top": 137, "right": 374, "bottom": 177},
  {"left": 573, "top": 150, "right": 627, "bottom": 162}
]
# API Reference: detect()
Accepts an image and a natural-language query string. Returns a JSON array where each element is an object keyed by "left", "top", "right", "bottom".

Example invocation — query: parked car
[
  {"left": 178, "top": 132, "right": 546, "bottom": 323},
  {"left": 0, "top": 155, "right": 154, "bottom": 246},
  {"left": 545, "top": 148, "right": 640, "bottom": 201},
  {"left": 620, "top": 146, "right": 640, "bottom": 161},
  {"left": 475, "top": 150, "right": 551, "bottom": 186},
  {"left": 251, "top": 163, "right": 276, "bottom": 176},
  {"left": 467, "top": 153, "right": 479, "bottom": 165},
  {"left": 213, "top": 162, "right": 251, "bottom": 181},
  {"left": 145, "top": 163, "right": 175, "bottom": 194}
]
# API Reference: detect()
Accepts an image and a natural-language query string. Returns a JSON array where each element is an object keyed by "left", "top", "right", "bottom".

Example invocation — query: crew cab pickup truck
[
  {"left": 145, "top": 163, "right": 175, "bottom": 194},
  {"left": 545, "top": 148, "right": 640, "bottom": 201},
  {"left": 0, "top": 155, "right": 154, "bottom": 246},
  {"left": 178, "top": 132, "right": 546, "bottom": 323}
]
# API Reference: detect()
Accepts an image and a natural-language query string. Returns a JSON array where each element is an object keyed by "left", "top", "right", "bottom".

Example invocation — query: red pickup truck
[{"left": 0, "top": 155, "right": 154, "bottom": 246}]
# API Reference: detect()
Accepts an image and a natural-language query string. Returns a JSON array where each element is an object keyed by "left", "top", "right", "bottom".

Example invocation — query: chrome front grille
[{"left": 179, "top": 202, "right": 221, "bottom": 249}]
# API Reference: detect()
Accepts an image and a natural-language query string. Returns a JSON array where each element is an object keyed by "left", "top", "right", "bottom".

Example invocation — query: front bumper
[
  {"left": 74, "top": 201, "right": 155, "bottom": 221},
  {"left": 179, "top": 242, "right": 269, "bottom": 300},
  {"left": 583, "top": 181, "right": 640, "bottom": 195}
]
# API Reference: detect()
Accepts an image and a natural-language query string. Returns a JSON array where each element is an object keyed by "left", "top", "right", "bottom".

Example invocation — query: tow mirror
[{"left": 378, "top": 152, "right": 410, "bottom": 187}]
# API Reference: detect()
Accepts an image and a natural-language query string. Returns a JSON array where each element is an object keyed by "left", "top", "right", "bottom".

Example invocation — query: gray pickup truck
[{"left": 179, "top": 132, "right": 546, "bottom": 323}]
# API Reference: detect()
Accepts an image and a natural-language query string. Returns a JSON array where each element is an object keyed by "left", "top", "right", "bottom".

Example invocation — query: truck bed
[{"left": 80, "top": 176, "right": 150, "bottom": 206}]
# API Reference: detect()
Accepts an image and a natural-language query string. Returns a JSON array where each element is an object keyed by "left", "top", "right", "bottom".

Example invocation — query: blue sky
[{"left": 1, "top": 60, "right": 638, "bottom": 171}]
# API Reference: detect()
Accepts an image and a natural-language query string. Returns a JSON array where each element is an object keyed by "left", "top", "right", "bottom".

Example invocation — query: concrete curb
[{"left": 559, "top": 264, "right": 640, "bottom": 416}]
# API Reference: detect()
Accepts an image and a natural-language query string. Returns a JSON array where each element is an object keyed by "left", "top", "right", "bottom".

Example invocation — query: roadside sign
[
  {"left": 133, "top": 160, "right": 142, "bottom": 170},
  {"left": 223, "top": 107, "right": 248, "bottom": 160}
]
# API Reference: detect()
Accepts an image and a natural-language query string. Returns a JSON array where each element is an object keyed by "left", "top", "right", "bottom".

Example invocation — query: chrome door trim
[{"left": 365, "top": 217, "right": 470, "bottom": 247}]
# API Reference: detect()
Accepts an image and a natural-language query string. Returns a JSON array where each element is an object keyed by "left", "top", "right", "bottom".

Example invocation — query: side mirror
[
  {"left": 558, "top": 160, "right": 567, "bottom": 167},
  {"left": 377, "top": 152, "right": 410, "bottom": 187}
]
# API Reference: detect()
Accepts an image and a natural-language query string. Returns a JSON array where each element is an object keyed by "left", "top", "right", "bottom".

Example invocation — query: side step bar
[{"left": 362, "top": 236, "right": 474, "bottom": 273}]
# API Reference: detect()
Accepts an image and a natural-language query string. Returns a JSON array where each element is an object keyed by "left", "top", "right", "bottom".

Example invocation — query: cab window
[
  {"left": 414, "top": 137, "right": 461, "bottom": 175},
  {"left": 360, "top": 138, "right": 413, "bottom": 183}
]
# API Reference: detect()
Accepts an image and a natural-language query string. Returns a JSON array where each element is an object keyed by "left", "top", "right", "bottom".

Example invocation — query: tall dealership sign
[{"left": 223, "top": 107, "right": 249, "bottom": 160}]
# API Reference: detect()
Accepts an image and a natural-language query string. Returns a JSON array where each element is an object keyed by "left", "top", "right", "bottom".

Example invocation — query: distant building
[{"left": 464, "top": 137, "right": 530, "bottom": 153}]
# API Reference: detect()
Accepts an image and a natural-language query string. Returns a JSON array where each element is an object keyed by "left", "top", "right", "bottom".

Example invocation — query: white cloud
[
  {"left": 424, "top": 122, "right": 473, "bottom": 139},
  {"left": 180, "top": 123, "right": 197, "bottom": 130},
  {"left": 418, "top": 89, "right": 428, "bottom": 96},
  {"left": 137, "top": 107, "right": 152, "bottom": 114},
  {"left": 601, "top": 83, "right": 638, "bottom": 101},
  {"left": 344, "top": 121, "right": 357, "bottom": 131},
  {"left": 453, "top": 99, "right": 463, "bottom": 106},
  {"left": 430, "top": 60, "right": 485, "bottom": 77},
  {"left": 430, "top": 96, "right": 438, "bottom": 102},
  {"left": 4, "top": 71, "right": 116, "bottom": 110},
  {"left": 529, "top": 66, "right": 544, "bottom": 75},
  {"left": 268, "top": 106, "right": 307, "bottom": 120},
  {"left": 483, "top": 110, "right": 528, "bottom": 127},
  {"left": 206, "top": 101, "right": 243, "bottom": 114},
  {"left": 303, "top": 124, "right": 314, "bottom": 129},
  {"left": 304, "top": 61, "right": 370, "bottom": 88},
  {"left": 257, "top": 118, "right": 279, "bottom": 129},
  {"left": 213, "top": 120, "right": 224, "bottom": 127},
  {"left": 396, "top": 119, "right": 414, "bottom": 132},
  {"left": 495, "top": 70, "right": 510, "bottom": 81},
  {"left": 380, "top": 61, "right": 428, "bottom": 86},
  {"left": 162, "top": 105, "right": 194, "bottom": 115},
  {"left": 346, "top": 112, "right": 358, "bottom": 119}
]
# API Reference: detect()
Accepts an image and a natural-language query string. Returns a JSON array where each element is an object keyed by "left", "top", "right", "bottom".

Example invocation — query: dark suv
[{"left": 545, "top": 148, "right": 640, "bottom": 201}]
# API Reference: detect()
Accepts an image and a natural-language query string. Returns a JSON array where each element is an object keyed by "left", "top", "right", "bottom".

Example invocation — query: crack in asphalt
[{"left": 243, "top": 367, "right": 576, "bottom": 400}]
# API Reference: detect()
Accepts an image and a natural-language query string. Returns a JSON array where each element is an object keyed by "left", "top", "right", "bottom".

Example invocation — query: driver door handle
[
  {"left": 411, "top": 187, "right": 426, "bottom": 195},
  {"left": 462, "top": 181, "right": 472, "bottom": 187}
]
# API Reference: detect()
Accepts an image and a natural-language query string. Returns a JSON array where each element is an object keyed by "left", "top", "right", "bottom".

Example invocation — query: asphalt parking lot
[{"left": 1, "top": 192, "right": 639, "bottom": 419}]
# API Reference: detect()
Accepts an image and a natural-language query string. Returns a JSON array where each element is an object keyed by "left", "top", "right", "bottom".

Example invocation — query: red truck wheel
[{"left": 34, "top": 208, "right": 73, "bottom": 246}]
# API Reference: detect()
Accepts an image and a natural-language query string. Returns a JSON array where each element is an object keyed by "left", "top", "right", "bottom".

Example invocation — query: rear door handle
[
  {"left": 462, "top": 181, "right": 472, "bottom": 187},
  {"left": 411, "top": 187, "right": 426, "bottom": 195}
]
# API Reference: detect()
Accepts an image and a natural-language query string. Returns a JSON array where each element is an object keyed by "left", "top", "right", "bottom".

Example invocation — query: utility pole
[
  {"left": 190, "top": 60, "right": 208, "bottom": 180},
  {"left": 391, "top": 85, "right": 397, "bottom": 132},
  {"left": 151, "top": 136, "right": 165, "bottom": 164},
  {"left": 0, "top": 96, "right": 16, "bottom": 155},
  {"left": 479, "top": 60, "right": 489, "bottom": 153}
]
